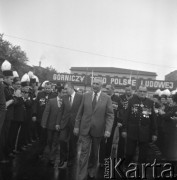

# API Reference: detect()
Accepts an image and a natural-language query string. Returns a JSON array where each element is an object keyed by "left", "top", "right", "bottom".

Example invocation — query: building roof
[
  {"left": 165, "top": 70, "right": 177, "bottom": 81},
  {"left": 165, "top": 70, "right": 177, "bottom": 77},
  {"left": 70, "top": 67, "right": 157, "bottom": 76}
]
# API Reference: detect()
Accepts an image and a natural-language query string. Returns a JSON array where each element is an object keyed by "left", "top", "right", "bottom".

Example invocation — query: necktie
[{"left": 92, "top": 92, "right": 97, "bottom": 110}]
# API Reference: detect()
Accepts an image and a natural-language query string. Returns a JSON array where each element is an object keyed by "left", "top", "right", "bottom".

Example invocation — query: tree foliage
[
  {"left": 0, "top": 34, "right": 58, "bottom": 83},
  {"left": 0, "top": 34, "right": 28, "bottom": 67}
]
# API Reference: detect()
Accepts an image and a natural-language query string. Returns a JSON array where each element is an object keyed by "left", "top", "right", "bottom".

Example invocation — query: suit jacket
[
  {"left": 56, "top": 93, "right": 82, "bottom": 129},
  {"left": 41, "top": 97, "right": 62, "bottom": 130},
  {"left": 75, "top": 91, "right": 114, "bottom": 137}
]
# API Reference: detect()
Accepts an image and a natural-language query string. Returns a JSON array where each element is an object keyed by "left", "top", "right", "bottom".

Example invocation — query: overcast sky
[{"left": 0, "top": 0, "right": 177, "bottom": 80}]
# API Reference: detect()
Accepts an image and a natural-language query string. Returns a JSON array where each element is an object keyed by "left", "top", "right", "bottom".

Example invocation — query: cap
[
  {"left": 21, "top": 73, "right": 30, "bottom": 87},
  {"left": 1, "top": 60, "right": 13, "bottom": 76},
  {"left": 13, "top": 71, "right": 19, "bottom": 78}
]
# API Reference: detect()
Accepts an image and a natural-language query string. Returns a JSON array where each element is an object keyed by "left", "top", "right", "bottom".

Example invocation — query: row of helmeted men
[
  {"left": 0, "top": 60, "right": 57, "bottom": 163},
  {"left": 154, "top": 88, "right": 177, "bottom": 97}
]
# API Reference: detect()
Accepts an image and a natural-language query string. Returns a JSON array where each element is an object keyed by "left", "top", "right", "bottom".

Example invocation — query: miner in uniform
[
  {"left": 28, "top": 72, "right": 39, "bottom": 142},
  {"left": 119, "top": 85, "right": 133, "bottom": 111},
  {"left": 0, "top": 60, "right": 14, "bottom": 163},
  {"left": 16, "top": 73, "right": 32, "bottom": 151},
  {"left": 0, "top": 73, "right": 6, "bottom": 136},
  {"left": 8, "top": 71, "right": 26, "bottom": 156},
  {"left": 32, "top": 81, "right": 57, "bottom": 158},
  {"left": 118, "top": 85, "right": 134, "bottom": 159},
  {"left": 122, "top": 85, "right": 157, "bottom": 166}
]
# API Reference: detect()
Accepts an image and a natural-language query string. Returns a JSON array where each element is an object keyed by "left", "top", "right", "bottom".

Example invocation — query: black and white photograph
[{"left": 0, "top": 0, "right": 177, "bottom": 179}]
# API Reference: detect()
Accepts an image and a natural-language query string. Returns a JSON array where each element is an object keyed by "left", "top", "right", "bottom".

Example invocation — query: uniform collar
[{"left": 92, "top": 90, "right": 101, "bottom": 95}]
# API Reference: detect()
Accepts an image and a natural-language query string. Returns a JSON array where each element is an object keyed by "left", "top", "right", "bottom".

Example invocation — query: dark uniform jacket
[
  {"left": 119, "top": 94, "right": 133, "bottom": 123},
  {"left": 0, "top": 83, "right": 6, "bottom": 133},
  {"left": 162, "top": 105, "right": 177, "bottom": 133},
  {"left": 123, "top": 94, "right": 157, "bottom": 142},
  {"left": 0, "top": 82, "right": 6, "bottom": 111},
  {"left": 24, "top": 96, "right": 33, "bottom": 124},
  {"left": 3, "top": 82, "right": 14, "bottom": 121},
  {"left": 29, "top": 87, "right": 38, "bottom": 120},
  {"left": 13, "top": 97, "right": 25, "bottom": 122},
  {"left": 111, "top": 94, "right": 122, "bottom": 127},
  {"left": 33, "top": 91, "right": 57, "bottom": 122}
]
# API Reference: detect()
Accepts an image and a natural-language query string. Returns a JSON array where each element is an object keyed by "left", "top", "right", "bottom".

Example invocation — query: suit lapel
[
  {"left": 93, "top": 92, "right": 104, "bottom": 113},
  {"left": 88, "top": 92, "right": 93, "bottom": 109},
  {"left": 55, "top": 97, "right": 61, "bottom": 109},
  {"left": 71, "top": 93, "right": 77, "bottom": 109},
  {"left": 66, "top": 95, "right": 72, "bottom": 109},
  {"left": 55, "top": 98, "right": 58, "bottom": 107}
]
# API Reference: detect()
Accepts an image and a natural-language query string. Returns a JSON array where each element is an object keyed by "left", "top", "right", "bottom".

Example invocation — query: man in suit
[
  {"left": 55, "top": 82, "right": 82, "bottom": 167},
  {"left": 41, "top": 86, "right": 64, "bottom": 163},
  {"left": 74, "top": 78, "right": 114, "bottom": 180}
]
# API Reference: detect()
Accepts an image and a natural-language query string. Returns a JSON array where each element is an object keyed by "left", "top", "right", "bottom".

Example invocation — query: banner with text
[{"left": 52, "top": 73, "right": 177, "bottom": 91}]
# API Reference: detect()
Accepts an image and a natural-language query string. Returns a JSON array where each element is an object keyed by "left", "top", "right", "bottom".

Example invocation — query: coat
[
  {"left": 41, "top": 97, "right": 62, "bottom": 130},
  {"left": 122, "top": 94, "right": 157, "bottom": 142},
  {"left": 56, "top": 93, "right": 83, "bottom": 129},
  {"left": 13, "top": 97, "right": 25, "bottom": 122},
  {"left": 0, "top": 83, "right": 6, "bottom": 111},
  {"left": 75, "top": 91, "right": 114, "bottom": 137},
  {"left": 3, "top": 82, "right": 14, "bottom": 121}
]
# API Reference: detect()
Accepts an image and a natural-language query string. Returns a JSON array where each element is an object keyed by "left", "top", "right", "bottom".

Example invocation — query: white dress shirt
[
  {"left": 70, "top": 91, "right": 76, "bottom": 106},
  {"left": 57, "top": 96, "right": 62, "bottom": 107},
  {"left": 92, "top": 91, "right": 101, "bottom": 102}
]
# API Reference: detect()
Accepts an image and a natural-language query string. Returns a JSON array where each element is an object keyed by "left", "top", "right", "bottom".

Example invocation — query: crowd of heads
[
  {"left": 0, "top": 60, "right": 66, "bottom": 98},
  {"left": 1, "top": 60, "right": 177, "bottom": 101},
  {"left": 153, "top": 88, "right": 177, "bottom": 106}
]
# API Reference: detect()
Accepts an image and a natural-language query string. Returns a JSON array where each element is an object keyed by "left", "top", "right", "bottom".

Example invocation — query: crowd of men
[{"left": 0, "top": 60, "right": 177, "bottom": 180}]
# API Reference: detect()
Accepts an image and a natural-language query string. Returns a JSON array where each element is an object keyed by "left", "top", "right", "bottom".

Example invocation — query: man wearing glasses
[{"left": 122, "top": 85, "right": 157, "bottom": 168}]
